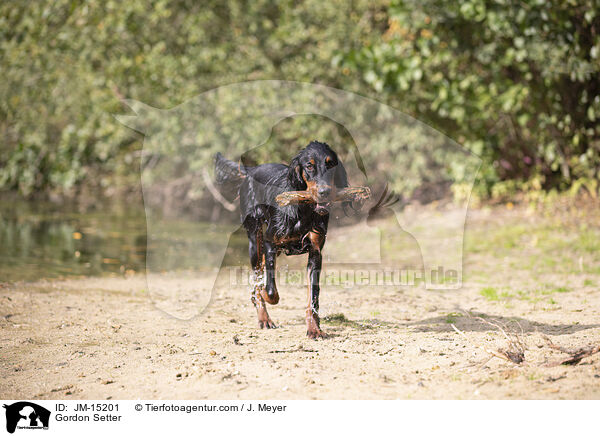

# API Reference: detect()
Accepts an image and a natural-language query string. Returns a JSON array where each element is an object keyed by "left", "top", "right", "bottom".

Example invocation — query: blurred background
[{"left": 1, "top": 0, "right": 599, "bottom": 281}]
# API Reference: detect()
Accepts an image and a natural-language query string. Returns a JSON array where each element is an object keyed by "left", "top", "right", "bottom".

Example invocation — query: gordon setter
[{"left": 215, "top": 141, "right": 354, "bottom": 338}]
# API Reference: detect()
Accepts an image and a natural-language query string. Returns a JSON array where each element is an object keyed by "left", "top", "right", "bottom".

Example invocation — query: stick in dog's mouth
[{"left": 275, "top": 186, "right": 371, "bottom": 207}]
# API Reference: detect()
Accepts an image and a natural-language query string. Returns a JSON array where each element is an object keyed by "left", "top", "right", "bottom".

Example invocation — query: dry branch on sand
[
  {"left": 275, "top": 186, "right": 371, "bottom": 207},
  {"left": 451, "top": 311, "right": 526, "bottom": 365},
  {"left": 451, "top": 321, "right": 525, "bottom": 365},
  {"left": 541, "top": 335, "right": 600, "bottom": 366},
  {"left": 451, "top": 312, "right": 599, "bottom": 367}
]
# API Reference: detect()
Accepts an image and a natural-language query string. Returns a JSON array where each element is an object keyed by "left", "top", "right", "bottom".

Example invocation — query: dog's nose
[{"left": 318, "top": 186, "right": 331, "bottom": 198}]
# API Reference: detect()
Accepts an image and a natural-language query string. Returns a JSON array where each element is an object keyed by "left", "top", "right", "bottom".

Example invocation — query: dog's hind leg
[
  {"left": 247, "top": 221, "right": 276, "bottom": 329},
  {"left": 252, "top": 291, "right": 276, "bottom": 329}
]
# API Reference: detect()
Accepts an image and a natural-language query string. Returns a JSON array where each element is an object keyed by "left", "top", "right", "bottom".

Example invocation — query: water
[
  {"left": 0, "top": 197, "right": 248, "bottom": 283},
  {"left": 0, "top": 198, "right": 148, "bottom": 282}
]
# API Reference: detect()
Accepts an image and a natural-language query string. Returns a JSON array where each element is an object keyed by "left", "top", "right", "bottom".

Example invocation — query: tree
[{"left": 341, "top": 0, "right": 600, "bottom": 197}]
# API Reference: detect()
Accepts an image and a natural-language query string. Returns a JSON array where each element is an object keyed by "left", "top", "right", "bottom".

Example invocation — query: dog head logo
[
  {"left": 116, "top": 81, "right": 481, "bottom": 319},
  {"left": 3, "top": 402, "right": 50, "bottom": 433}
]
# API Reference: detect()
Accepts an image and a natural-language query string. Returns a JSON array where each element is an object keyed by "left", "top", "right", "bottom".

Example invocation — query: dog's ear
[
  {"left": 334, "top": 160, "right": 349, "bottom": 189},
  {"left": 334, "top": 161, "right": 356, "bottom": 216},
  {"left": 288, "top": 156, "right": 307, "bottom": 190}
]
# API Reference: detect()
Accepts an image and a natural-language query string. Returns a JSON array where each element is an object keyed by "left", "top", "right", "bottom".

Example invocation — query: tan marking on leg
[
  {"left": 251, "top": 227, "right": 276, "bottom": 328},
  {"left": 306, "top": 264, "right": 325, "bottom": 339},
  {"left": 307, "top": 230, "right": 325, "bottom": 252}
]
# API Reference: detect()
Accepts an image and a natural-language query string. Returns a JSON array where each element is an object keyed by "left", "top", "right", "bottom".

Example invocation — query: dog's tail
[{"left": 214, "top": 152, "right": 246, "bottom": 188}]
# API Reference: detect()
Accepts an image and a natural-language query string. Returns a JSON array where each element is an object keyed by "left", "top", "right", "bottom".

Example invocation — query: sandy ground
[{"left": 1, "top": 206, "right": 599, "bottom": 399}]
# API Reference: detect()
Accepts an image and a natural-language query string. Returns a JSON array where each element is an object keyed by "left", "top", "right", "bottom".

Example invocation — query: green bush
[
  {"left": 341, "top": 0, "right": 600, "bottom": 197},
  {"left": 0, "top": 0, "right": 386, "bottom": 197},
  {"left": 2, "top": 1, "right": 598, "bottom": 201}
]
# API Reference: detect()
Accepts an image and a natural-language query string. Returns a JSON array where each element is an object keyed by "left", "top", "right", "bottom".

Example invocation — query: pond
[{"left": 0, "top": 197, "right": 248, "bottom": 283}]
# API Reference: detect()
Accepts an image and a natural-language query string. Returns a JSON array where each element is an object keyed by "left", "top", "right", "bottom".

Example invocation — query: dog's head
[{"left": 288, "top": 141, "right": 349, "bottom": 215}]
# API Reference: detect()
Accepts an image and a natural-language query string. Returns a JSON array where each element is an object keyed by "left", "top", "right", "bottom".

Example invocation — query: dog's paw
[
  {"left": 306, "top": 328, "right": 326, "bottom": 339},
  {"left": 255, "top": 303, "right": 277, "bottom": 329},
  {"left": 258, "top": 318, "right": 277, "bottom": 329},
  {"left": 257, "top": 308, "right": 277, "bottom": 329}
]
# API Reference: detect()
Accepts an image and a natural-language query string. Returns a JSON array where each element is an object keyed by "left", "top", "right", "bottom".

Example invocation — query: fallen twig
[
  {"left": 451, "top": 311, "right": 526, "bottom": 364},
  {"left": 269, "top": 344, "right": 317, "bottom": 353},
  {"left": 471, "top": 316, "right": 526, "bottom": 364},
  {"left": 451, "top": 324, "right": 524, "bottom": 364},
  {"left": 541, "top": 335, "right": 600, "bottom": 366}
]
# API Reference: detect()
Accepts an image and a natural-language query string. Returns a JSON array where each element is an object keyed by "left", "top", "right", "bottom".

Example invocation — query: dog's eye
[
  {"left": 305, "top": 163, "right": 314, "bottom": 171},
  {"left": 325, "top": 159, "right": 336, "bottom": 169}
]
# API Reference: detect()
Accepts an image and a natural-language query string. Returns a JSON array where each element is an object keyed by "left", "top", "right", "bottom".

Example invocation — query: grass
[
  {"left": 465, "top": 213, "right": 600, "bottom": 277},
  {"left": 322, "top": 313, "right": 374, "bottom": 330},
  {"left": 480, "top": 287, "right": 500, "bottom": 301},
  {"left": 322, "top": 313, "right": 349, "bottom": 324},
  {"left": 480, "top": 284, "right": 572, "bottom": 304},
  {"left": 465, "top": 224, "right": 529, "bottom": 254},
  {"left": 445, "top": 312, "right": 463, "bottom": 323}
]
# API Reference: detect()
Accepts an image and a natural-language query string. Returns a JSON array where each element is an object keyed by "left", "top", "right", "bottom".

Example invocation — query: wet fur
[{"left": 215, "top": 141, "right": 349, "bottom": 338}]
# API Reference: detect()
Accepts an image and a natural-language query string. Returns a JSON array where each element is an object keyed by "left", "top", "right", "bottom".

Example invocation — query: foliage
[
  {"left": 341, "top": 0, "right": 600, "bottom": 197},
  {"left": 1, "top": 0, "right": 599, "bottom": 201},
  {"left": 0, "top": 0, "right": 386, "bottom": 197}
]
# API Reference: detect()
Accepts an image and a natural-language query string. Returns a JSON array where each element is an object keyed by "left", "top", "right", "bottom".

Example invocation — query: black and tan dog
[{"left": 215, "top": 141, "right": 367, "bottom": 338}]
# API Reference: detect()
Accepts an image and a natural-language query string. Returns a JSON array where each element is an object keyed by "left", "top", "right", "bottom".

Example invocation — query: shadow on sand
[
  {"left": 407, "top": 309, "right": 600, "bottom": 336},
  {"left": 316, "top": 309, "right": 600, "bottom": 337}
]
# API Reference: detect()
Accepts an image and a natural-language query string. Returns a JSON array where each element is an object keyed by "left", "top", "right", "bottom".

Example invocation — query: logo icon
[{"left": 3, "top": 402, "right": 50, "bottom": 434}]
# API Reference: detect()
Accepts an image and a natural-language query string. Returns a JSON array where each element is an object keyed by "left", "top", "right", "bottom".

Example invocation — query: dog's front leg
[
  {"left": 306, "top": 247, "right": 325, "bottom": 339},
  {"left": 261, "top": 240, "right": 280, "bottom": 305}
]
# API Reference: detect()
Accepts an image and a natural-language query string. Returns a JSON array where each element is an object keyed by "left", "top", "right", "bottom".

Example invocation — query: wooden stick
[
  {"left": 336, "top": 186, "right": 372, "bottom": 202},
  {"left": 275, "top": 190, "right": 316, "bottom": 207},
  {"left": 275, "top": 186, "right": 371, "bottom": 207}
]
